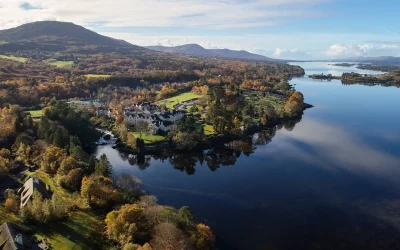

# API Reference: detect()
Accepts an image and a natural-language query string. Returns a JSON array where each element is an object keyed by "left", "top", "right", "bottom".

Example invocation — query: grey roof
[{"left": 0, "top": 222, "right": 27, "bottom": 250}]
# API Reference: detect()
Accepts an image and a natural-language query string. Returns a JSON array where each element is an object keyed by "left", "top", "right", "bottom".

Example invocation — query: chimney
[{"left": 15, "top": 234, "right": 23, "bottom": 245}]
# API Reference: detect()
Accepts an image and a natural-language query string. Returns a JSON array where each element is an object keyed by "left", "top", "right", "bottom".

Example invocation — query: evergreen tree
[{"left": 95, "top": 154, "right": 113, "bottom": 178}]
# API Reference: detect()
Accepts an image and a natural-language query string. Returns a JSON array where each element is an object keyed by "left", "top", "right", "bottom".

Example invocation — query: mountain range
[
  {"left": 0, "top": 21, "right": 399, "bottom": 65},
  {"left": 146, "top": 44, "right": 280, "bottom": 62},
  {"left": 0, "top": 21, "right": 280, "bottom": 62}
]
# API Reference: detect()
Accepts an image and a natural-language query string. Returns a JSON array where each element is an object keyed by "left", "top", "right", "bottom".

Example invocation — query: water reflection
[{"left": 277, "top": 118, "right": 400, "bottom": 187}]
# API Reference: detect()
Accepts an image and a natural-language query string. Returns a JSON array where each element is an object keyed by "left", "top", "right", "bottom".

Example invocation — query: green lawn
[
  {"left": 0, "top": 55, "right": 28, "bottom": 63},
  {"left": 28, "top": 110, "right": 42, "bottom": 118},
  {"left": 133, "top": 132, "right": 166, "bottom": 144},
  {"left": 34, "top": 211, "right": 107, "bottom": 250},
  {"left": 44, "top": 59, "right": 74, "bottom": 68},
  {"left": 158, "top": 92, "right": 201, "bottom": 109},
  {"left": 85, "top": 74, "right": 112, "bottom": 78}
]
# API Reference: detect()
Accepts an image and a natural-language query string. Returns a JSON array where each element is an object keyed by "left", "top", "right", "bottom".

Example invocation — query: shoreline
[{"left": 99, "top": 103, "right": 313, "bottom": 156}]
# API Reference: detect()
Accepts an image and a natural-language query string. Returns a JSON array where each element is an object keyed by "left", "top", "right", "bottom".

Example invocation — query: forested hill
[
  {"left": 146, "top": 44, "right": 281, "bottom": 62},
  {"left": 0, "top": 21, "right": 143, "bottom": 52}
]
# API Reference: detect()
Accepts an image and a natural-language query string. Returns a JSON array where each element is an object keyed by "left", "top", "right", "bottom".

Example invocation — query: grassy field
[
  {"left": 85, "top": 74, "right": 112, "bottom": 78},
  {"left": 0, "top": 54, "right": 28, "bottom": 63},
  {"left": 29, "top": 110, "right": 42, "bottom": 118},
  {"left": 158, "top": 92, "right": 201, "bottom": 109},
  {"left": 44, "top": 59, "right": 74, "bottom": 68},
  {"left": 133, "top": 132, "right": 166, "bottom": 144},
  {"left": 34, "top": 210, "right": 106, "bottom": 250}
]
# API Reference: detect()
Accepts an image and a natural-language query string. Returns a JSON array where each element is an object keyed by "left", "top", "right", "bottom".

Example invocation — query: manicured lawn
[
  {"left": 204, "top": 124, "right": 215, "bottom": 135},
  {"left": 133, "top": 132, "right": 166, "bottom": 144},
  {"left": 44, "top": 59, "right": 74, "bottom": 68},
  {"left": 0, "top": 54, "right": 28, "bottom": 63},
  {"left": 29, "top": 110, "right": 42, "bottom": 118},
  {"left": 85, "top": 74, "right": 112, "bottom": 78},
  {"left": 158, "top": 92, "right": 201, "bottom": 109}
]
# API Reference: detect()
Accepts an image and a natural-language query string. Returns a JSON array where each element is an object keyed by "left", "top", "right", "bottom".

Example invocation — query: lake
[{"left": 94, "top": 62, "right": 400, "bottom": 250}]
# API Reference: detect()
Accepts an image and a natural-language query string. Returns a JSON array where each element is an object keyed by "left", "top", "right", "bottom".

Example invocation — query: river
[{"left": 94, "top": 62, "right": 400, "bottom": 250}]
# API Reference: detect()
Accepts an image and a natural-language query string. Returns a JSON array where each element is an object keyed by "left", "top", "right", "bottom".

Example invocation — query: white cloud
[
  {"left": 325, "top": 43, "right": 400, "bottom": 58},
  {"left": 0, "top": 0, "right": 328, "bottom": 30}
]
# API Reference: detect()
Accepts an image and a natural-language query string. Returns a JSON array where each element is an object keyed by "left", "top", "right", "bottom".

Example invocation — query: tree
[
  {"left": 59, "top": 168, "right": 84, "bottom": 191},
  {"left": 123, "top": 243, "right": 141, "bottom": 250},
  {"left": 5, "top": 197, "right": 19, "bottom": 214},
  {"left": 58, "top": 156, "right": 80, "bottom": 176},
  {"left": 0, "top": 157, "right": 13, "bottom": 174},
  {"left": 37, "top": 117, "right": 51, "bottom": 142},
  {"left": 116, "top": 174, "right": 144, "bottom": 202},
  {"left": 135, "top": 121, "right": 149, "bottom": 139},
  {"left": 95, "top": 154, "right": 113, "bottom": 178},
  {"left": 284, "top": 91, "right": 304, "bottom": 116},
  {"left": 105, "top": 204, "right": 145, "bottom": 246},
  {"left": 81, "top": 175, "right": 118, "bottom": 209},
  {"left": 190, "top": 224, "right": 216, "bottom": 250},
  {"left": 126, "top": 133, "right": 137, "bottom": 149},
  {"left": 115, "top": 115, "right": 125, "bottom": 126},
  {"left": 52, "top": 126, "right": 69, "bottom": 148},
  {"left": 178, "top": 206, "right": 196, "bottom": 230},
  {"left": 69, "top": 136, "right": 86, "bottom": 160},
  {"left": 40, "top": 146, "right": 66, "bottom": 174},
  {"left": 150, "top": 223, "right": 193, "bottom": 250},
  {"left": 173, "top": 132, "right": 199, "bottom": 150}
]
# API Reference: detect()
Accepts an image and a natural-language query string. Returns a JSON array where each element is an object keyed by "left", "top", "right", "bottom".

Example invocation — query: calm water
[{"left": 95, "top": 62, "right": 400, "bottom": 250}]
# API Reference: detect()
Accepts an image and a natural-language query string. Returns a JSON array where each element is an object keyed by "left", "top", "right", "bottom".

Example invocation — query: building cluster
[
  {"left": 119, "top": 103, "right": 186, "bottom": 134},
  {"left": 68, "top": 99, "right": 187, "bottom": 134},
  {"left": 124, "top": 109, "right": 186, "bottom": 134}
]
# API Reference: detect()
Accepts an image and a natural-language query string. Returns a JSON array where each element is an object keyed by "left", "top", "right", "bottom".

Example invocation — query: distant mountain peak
[
  {"left": 0, "top": 21, "right": 134, "bottom": 48},
  {"left": 146, "top": 43, "right": 281, "bottom": 62}
]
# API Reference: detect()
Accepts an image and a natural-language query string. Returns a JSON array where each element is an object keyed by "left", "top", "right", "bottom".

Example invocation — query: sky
[{"left": 0, "top": 0, "right": 400, "bottom": 60}]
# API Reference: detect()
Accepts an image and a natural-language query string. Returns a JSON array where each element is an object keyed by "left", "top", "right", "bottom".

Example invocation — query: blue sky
[{"left": 1, "top": 0, "right": 400, "bottom": 59}]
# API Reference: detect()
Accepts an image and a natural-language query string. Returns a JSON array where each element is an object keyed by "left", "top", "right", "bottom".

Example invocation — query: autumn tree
[
  {"left": 40, "top": 146, "right": 66, "bottom": 174},
  {"left": 105, "top": 204, "right": 146, "bottom": 246},
  {"left": 150, "top": 223, "right": 193, "bottom": 250},
  {"left": 81, "top": 175, "right": 119, "bottom": 209},
  {"left": 190, "top": 224, "right": 216, "bottom": 250},
  {"left": 284, "top": 91, "right": 304, "bottom": 116}
]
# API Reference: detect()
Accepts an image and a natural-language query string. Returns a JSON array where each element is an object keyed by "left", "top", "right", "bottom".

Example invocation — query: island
[
  {"left": 309, "top": 71, "right": 400, "bottom": 87},
  {"left": 309, "top": 73, "right": 341, "bottom": 80},
  {"left": 330, "top": 63, "right": 355, "bottom": 67}
]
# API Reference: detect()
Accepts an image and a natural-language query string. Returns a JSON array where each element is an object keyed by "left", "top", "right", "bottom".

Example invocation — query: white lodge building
[{"left": 124, "top": 110, "right": 186, "bottom": 134}]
